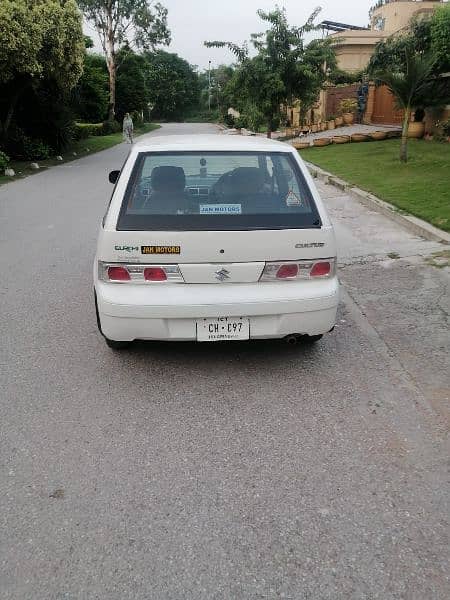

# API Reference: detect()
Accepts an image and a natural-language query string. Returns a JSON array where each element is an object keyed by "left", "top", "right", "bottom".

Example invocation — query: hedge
[{"left": 73, "top": 123, "right": 104, "bottom": 140}]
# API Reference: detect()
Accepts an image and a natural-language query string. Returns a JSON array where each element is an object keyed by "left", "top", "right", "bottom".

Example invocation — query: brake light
[
  {"left": 107, "top": 266, "right": 131, "bottom": 281},
  {"left": 310, "top": 261, "right": 331, "bottom": 277},
  {"left": 144, "top": 267, "right": 167, "bottom": 281},
  {"left": 276, "top": 264, "right": 299, "bottom": 279},
  {"left": 99, "top": 262, "right": 184, "bottom": 283},
  {"left": 260, "top": 259, "right": 335, "bottom": 281}
]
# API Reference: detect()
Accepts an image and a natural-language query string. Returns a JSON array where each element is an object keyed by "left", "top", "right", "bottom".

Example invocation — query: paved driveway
[{"left": 1, "top": 123, "right": 448, "bottom": 599}]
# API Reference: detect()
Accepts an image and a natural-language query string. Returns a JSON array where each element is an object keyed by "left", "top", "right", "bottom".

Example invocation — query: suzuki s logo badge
[{"left": 215, "top": 268, "right": 230, "bottom": 282}]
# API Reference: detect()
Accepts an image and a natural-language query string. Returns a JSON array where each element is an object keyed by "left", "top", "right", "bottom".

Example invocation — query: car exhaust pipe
[{"left": 285, "top": 334, "right": 299, "bottom": 345}]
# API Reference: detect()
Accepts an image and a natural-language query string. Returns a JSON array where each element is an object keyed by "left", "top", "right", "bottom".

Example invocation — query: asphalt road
[{"left": 1, "top": 123, "right": 449, "bottom": 600}]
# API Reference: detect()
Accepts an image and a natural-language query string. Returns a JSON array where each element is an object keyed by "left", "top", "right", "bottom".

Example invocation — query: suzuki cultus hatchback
[{"left": 94, "top": 134, "right": 338, "bottom": 349}]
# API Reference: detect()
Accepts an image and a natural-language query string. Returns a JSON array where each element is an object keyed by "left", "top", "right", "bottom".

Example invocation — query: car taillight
[
  {"left": 144, "top": 267, "right": 167, "bottom": 281},
  {"left": 99, "top": 262, "right": 183, "bottom": 283},
  {"left": 260, "top": 259, "right": 336, "bottom": 281},
  {"left": 107, "top": 266, "right": 131, "bottom": 281},
  {"left": 276, "top": 264, "right": 299, "bottom": 279},
  {"left": 310, "top": 261, "right": 331, "bottom": 277}
]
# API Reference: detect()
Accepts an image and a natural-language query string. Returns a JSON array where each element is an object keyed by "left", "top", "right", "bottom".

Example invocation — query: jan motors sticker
[
  {"left": 199, "top": 204, "right": 242, "bottom": 214},
  {"left": 141, "top": 245, "right": 181, "bottom": 255}
]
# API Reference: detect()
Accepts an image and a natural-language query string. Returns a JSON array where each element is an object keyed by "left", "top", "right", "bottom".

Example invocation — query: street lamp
[
  {"left": 208, "top": 60, "right": 211, "bottom": 113},
  {"left": 216, "top": 81, "right": 221, "bottom": 114}
]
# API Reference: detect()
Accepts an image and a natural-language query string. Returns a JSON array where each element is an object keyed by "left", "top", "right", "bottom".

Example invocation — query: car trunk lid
[{"left": 98, "top": 228, "right": 335, "bottom": 284}]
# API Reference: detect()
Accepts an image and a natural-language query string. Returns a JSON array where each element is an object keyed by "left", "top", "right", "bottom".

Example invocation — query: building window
[{"left": 373, "top": 16, "right": 385, "bottom": 31}]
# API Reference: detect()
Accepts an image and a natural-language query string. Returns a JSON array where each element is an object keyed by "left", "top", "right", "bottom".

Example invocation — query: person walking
[{"left": 123, "top": 112, "right": 134, "bottom": 144}]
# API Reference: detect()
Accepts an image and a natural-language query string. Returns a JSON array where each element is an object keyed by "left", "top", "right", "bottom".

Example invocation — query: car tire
[
  {"left": 95, "top": 290, "right": 131, "bottom": 350},
  {"left": 304, "top": 334, "right": 323, "bottom": 343},
  {"left": 104, "top": 337, "right": 131, "bottom": 350}
]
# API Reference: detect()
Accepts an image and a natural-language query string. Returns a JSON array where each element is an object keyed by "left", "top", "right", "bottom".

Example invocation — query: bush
[
  {"left": 43, "top": 109, "right": 75, "bottom": 153},
  {"left": 183, "top": 109, "right": 219, "bottom": 123},
  {"left": 6, "top": 128, "right": 52, "bottom": 160},
  {"left": 339, "top": 98, "right": 358, "bottom": 113},
  {"left": 101, "top": 120, "right": 121, "bottom": 135},
  {"left": 22, "top": 138, "right": 52, "bottom": 160},
  {"left": 330, "top": 69, "right": 364, "bottom": 85},
  {"left": 0, "top": 150, "right": 10, "bottom": 170},
  {"left": 3, "top": 125, "right": 26, "bottom": 159},
  {"left": 223, "top": 113, "right": 235, "bottom": 128},
  {"left": 130, "top": 110, "right": 144, "bottom": 126},
  {"left": 234, "top": 115, "right": 249, "bottom": 129},
  {"left": 442, "top": 119, "right": 450, "bottom": 137},
  {"left": 73, "top": 123, "right": 103, "bottom": 140},
  {"left": 73, "top": 123, "right": 92, "bottom": 140},
  {"left": 244, "top": 104, "right": 265, "bottom": 132}
]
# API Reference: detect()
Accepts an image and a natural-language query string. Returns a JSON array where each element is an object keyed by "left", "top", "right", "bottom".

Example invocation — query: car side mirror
[{"left": 109, "top": 170, "right": 120, "bottom": 184}]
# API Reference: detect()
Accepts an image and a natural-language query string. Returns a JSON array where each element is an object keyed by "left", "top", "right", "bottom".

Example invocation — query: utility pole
[
  {"left": 217, "top": 81, "right": 221, "bottom": 115},
  {"left": 208, "top": 60, "right": 211, "bottom": 113}
]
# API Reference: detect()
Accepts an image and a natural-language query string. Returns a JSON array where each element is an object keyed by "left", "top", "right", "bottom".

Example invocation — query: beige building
[
  {"left": 370, "top": 0, "right": 441, "bottom": 33},
  {"left": 331, "top": 30, "right": 387, "bottom": 73},
  {"left": 329, "top": 0, "right": 443, "bottom": 73},
  {"left": 284, "top": 1, "right": 446, "bottom": 127}
]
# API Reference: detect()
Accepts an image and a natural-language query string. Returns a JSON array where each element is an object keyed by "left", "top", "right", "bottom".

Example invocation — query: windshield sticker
[
  {"left": 285, "top": 189, "right": 302, "bottom": 207},
  {"left": 200, "top": 204, "right": 242, "bottom": 215},
  {"left": 141, "top": 245, "right": 181, "bottom": 255}
]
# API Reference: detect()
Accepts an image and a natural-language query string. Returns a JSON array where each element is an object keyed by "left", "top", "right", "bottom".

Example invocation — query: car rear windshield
[{"left": 116, "top": 151, "right": 321, "bottom": 231}]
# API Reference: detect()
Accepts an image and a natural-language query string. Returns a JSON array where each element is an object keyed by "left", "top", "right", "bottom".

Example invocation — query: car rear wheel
[
  {"left": 304, "top": 334, "right": 323, "bottom": 343},
  {"left": 104, "top": 337, "right": 132, "bottom": 350},
  {"left": 95, "top": 290, "right": 132, "bottom": 350}
]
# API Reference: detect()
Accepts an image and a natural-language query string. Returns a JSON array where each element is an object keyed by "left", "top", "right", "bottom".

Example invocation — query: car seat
[
  {"left": 147, "top": 166, "right": 188, "bottom": 214},
  {"left": 213, "top": 167, "right": 278, "bottom": 213}
]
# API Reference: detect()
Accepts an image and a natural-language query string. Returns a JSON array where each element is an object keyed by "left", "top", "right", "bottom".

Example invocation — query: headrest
[
  {"left": 151, "top": 166, "right": 186, "bottom": 192},
  {"left": 229, "top": 167, "right": 264, "bottom": 195}
]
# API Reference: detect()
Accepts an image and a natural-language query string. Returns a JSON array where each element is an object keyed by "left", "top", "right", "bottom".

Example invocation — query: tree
[
  {"left": 375, "top": 52, "right": 436, "bottom": 162},
  {"left": 368, "top": 8, "right": 450, "bottom": 76},
  {"left": 368, "top": 17, "right": 433, "bottom": 75},
  {"left": 78, "top": 0, "right": 170, "bottom": 121},
  {"left": 0, "top": 0, "right": 84, "bottom": 144},
  {"left": 143, "top": 51, "right": 200, "bottom": 120},
  {"left": 116, "top": 50, "right": 149, "bottom": 121},
  {"left": 198, "top": 64, "right": 235, "bottom": 116},
  {"left": 205, "top": 7, "right": 335, "bottom": 137},
  {"left": 430, "top": 4, "right": 450, "bottom": 74},
  {"left": 0, "top": 0, "right": 43, "bottom": 85},
  {"left": 368, "top": 8, "right": 450, "bottom": 161},
  {"left": 72, "top": 53, "right": 109, "bottom": 122},
  {"left": 0, "top": 0, "right": 43, "bottom": 138}
]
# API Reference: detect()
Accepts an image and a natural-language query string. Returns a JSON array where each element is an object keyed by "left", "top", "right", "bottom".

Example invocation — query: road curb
[{"left": 305, "top": 161, "right": 450, "bottom": 244}]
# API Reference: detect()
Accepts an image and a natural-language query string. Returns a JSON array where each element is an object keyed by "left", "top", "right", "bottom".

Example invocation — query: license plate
[{"left": 196, "top": 317, "right": 250, "bottom": 342}]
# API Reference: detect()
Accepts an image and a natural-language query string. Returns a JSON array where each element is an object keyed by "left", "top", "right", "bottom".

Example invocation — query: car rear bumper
[{"left": 96, "top": 279, "right": 339, "bottom": 341}]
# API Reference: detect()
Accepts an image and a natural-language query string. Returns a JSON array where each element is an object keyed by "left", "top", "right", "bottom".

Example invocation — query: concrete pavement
[{"left": 0, "top": 123, "right": 449, "bottom": 599}]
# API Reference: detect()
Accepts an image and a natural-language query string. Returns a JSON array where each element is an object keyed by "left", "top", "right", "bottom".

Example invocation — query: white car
[{"left": 94, "top": 134, "right": 338, "bottom": 349}]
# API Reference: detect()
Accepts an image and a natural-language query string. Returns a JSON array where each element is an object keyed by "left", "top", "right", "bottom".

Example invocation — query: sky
[
  {"left": 85, "top": 1, "right": 375, "bottom": 70},
  {"left": 157, "top": 0, "right": 374, "bottom": 70}
]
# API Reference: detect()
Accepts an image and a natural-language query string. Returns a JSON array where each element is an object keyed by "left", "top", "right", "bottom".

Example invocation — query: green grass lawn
[
  {"left": 299, "top": 139, "right": 450, "bottom": 232},
  {"left": 0, "top": 122, "right": 160, "bottom": 186}
]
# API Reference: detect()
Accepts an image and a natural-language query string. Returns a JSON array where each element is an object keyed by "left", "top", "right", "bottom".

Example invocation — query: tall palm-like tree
[{"left": 376, "top": 52, "right": 435, "bottom": 162}]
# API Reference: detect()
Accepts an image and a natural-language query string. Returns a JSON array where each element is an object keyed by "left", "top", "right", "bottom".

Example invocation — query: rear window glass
[{"left": 116, "top": 151, "right": 321, "bottom": 231}]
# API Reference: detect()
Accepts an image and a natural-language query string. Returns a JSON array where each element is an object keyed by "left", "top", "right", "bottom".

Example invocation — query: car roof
[{"left": 133, "top": 133, "right": 294, "bottom": 153}]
